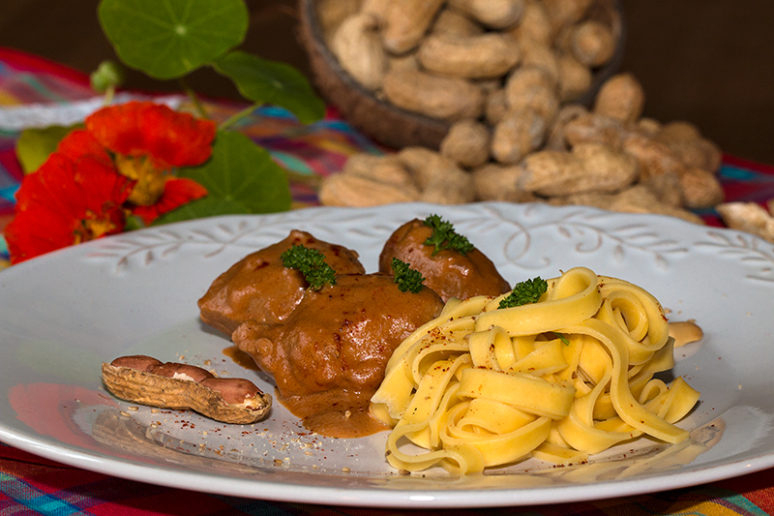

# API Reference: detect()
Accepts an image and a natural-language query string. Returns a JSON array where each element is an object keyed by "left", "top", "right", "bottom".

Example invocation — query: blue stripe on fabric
[
  {"left": 1, "top": 184, "right": 19, "bottom": 201},
  {"left": 720, "top": 164, "right": 763, "bottom": 181},
  {"left": 0, "top": 472, "right": 81, "bottom": 515},
  {"left": 719, "top": 492, "right": 770, "bottom": 516},
  {"left": 256, "top": 105, "right": 295, "bottom": 119},
  {"left": 214, "top": 494, "right": 297, "bottom": 515}
]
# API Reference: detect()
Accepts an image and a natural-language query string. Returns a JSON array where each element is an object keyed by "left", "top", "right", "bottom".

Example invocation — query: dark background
[{"left": 3, "top": 0, "right": 773, "bottom": 164}]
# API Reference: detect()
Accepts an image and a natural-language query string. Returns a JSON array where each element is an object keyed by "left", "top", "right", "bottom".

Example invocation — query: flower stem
[
  {"left": 179, "top": 78, "right": 209, "bottom": 119},
  {"left": 219, "top": 104, "right": 260, "bottom": 131},
  {"left": 104, "top": 86, "right": 115, "bottom": 106}
]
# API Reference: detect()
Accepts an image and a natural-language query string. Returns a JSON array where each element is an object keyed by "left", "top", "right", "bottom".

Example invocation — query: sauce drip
[
  {"left": 222, "top": 345, "right": 260, "bottom": 371},
  {"left": 281, "top": 391, "right": 389, "bottom": 438}
]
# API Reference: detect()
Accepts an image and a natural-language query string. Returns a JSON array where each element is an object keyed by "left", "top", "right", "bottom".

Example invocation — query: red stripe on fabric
[
  {"left": 0, "top": 443, "right": 71, "bottom": 469},
  {"left": 722, "top": 154, "right": 774, "bottom": 176},
  {"left": 716, "top": 468, "right": 774, "bottom": 512},
  {"left": 87, "top": 490, "right": 247, "bottom": 516},
  {"left": 0, "top": 47, "right": 90, "bottom": 88},
  {"left": 0, "top": 148, "right": 24, "bottom": 182}
]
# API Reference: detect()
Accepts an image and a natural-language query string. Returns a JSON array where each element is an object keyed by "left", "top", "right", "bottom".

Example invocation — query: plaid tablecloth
[{"left": 1, "top": 47, "right": 774, "bottom": 515}]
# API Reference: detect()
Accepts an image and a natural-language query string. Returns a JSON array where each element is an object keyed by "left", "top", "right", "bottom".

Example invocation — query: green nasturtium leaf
[
  {"left": 152, "top": 197, "right": 248, "bottom": 225},
  {"left": 156, "top": 130, "right": 291, "bottom": 224},
  {"left": 214, "top": 50, "right": 325, "bottom": 124},
  {"left": 98, "top": 0, "right": 248, "bottom": 79},
  {"left": 16, "top": 124, "right": 81, "bottom": 174}
]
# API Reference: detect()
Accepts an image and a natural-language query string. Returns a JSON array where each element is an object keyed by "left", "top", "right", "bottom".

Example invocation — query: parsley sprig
[
  {"left": 422, "top": 214, "right": 474, "bottom": 256},
  {"left": 498, "top": 277, "right": 548, "bottom": 309},
  {"left": 280, "top": 244, "right": 336, "bottom": 290},
  {"left": 391, "top": 258, "right": 425, "bottom": 293}
]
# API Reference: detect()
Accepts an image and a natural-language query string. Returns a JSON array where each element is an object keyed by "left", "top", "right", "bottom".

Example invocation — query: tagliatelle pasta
[{"left": 369, "top": 267, "right": 700, "bottom": 474}]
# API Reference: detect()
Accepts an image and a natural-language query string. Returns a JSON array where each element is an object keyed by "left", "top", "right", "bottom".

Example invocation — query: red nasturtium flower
[
  {"left": 86, "top": 101, "right": 214, "bottom": 221},
  {"left": 5, "top": 133, "right": 133, "bottom": 264},
  {"left": 6, "top": 101, "right": 215, "bottom": 264}
]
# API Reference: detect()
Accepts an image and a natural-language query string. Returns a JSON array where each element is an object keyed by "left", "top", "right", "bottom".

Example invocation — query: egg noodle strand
[{"left": 370, "top": 267, "right": 700, "bottom": 474}]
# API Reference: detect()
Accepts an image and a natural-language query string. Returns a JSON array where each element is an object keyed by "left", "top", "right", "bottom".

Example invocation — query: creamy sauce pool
[{"left": 223, "top": 345, "right": 389, "bottom": 437}]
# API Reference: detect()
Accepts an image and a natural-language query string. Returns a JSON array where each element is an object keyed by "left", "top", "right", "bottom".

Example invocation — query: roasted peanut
[
  {"left": 570, "top": 20, "right": 615, "bottom": 67},
  {"left": 679, "top": 167, "right": 724, "bottom": 209},
  {"left": 518, "top": 38, "right": 561, "bottom": 84},
  {"left": 611, "top": 186, "right": 704, "bottom": 224},
  {"left": 381, "top": 0, "right": 445, "bottom": 54},
  {"left": 551, "top": 187, "right": 703, "bottom": 224},
  {"left": 360, "top": 0, "right": 389, "bottom": 19},
  {"left": 472, "top": 163, "right": 535, "bottom": 201},
  {"left": 557, "top": 54, "right": 592, "bottom": 102},
  {"left": 573, "top": 142, "right": 638, "bottom": 190},
  {"left": 507, "top": 0, "right": 553, "bottom": 46},
  {"left": 431, "top": 8, "right": 485, "bottom": 38},
  {"left": 504, "top": 66, "right": 560, "bottom": 122},
  {"left": 593, "top": 73, "right": 645, "bottom": 124},
  {"left": 418, "top": 33, "right": 521, "bottom": 79},
  {"left": 421, "top": 168, "right": 476, "bottom": 204},
  {"left": 448, "top": 0, "right": 525, "bottom": 29},
  {"left": 519, "top": 143, "right": 637, "bottom": 196},
  {"left": 342, "top": 153, "right": 417, "bottom": 189},
  {"left": 331, "top": 13, "right": 388, "bottom": 90},
  {"left": 440, "top": 119, "right": 491, "bottom": 168},
  {"left": 717, "top": 202, "right": 774, "bottom": 243},
  {"left": 102, "top": 355, "right": 271, "bottom": 424},
  {"left": 491, "top": 108, "right": 547, "bottom": 164},
  {"left": 622, "top": 131, "right": 685, "bottom": 180},
  {"left": 636, "top": 117, "right": 663, "bottom": 137},
  {"left": 542, "top": 0, "right": 594, "bottom": 33},
  {"left": 398, "top": 146, "right": 464, "bottom": 190},
  {"left": 387, "top": 53, "right": 419, "bottom": 73},
  {"left": 655, "top": 122, "right": 723, "bottom": 172},
  {"left": 316, "top": 0, "right": 363, "bottom": 44},
  {"left": 319, "top": 173, "right": 419, "bottom": 206},
  {"left": 564, "top": 112, "right": 625, "bottom": 148},
  {"left": 485, "top": 88, "right": 510, "bottom": 125},
  {"left": 505, "top": 64, "right": 557, "bottom": 98},
  {"left": 545, "top": 103, "right": 588, "bottom": 150},
  {"left": 639, "top": 170, "right": 684, "bottom": 208},
  {"left": 382, "top": 68, "right": 484, "bottom": 121}
]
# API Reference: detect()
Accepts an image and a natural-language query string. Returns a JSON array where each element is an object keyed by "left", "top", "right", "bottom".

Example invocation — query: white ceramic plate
[{"left": 1, "top": 202, "right": 773, "bottom": 508}]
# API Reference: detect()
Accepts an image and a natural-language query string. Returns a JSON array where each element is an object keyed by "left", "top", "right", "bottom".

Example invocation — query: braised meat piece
[
  {"left": 232, "top": 273, "right": 444, "bottom": 437},
  {"left": 198, "top": 230, "right": 365, "bottom": 335},
  {"left": 379, "top": 218, "right": 510, "bottom": 301}
]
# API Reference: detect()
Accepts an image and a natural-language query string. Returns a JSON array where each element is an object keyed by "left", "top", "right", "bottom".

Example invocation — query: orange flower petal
[
  {"left": 6, "top": 152, "right": 133, "bottom": 264},
  {"left": 131, "top": 177, "right": 208, "bottom": 226},
  {"left": 55, "top": 129, "right": 113, "bottom": 168},
  {"left": 86, "top": 101, "right": 216, "bottom": 169}
]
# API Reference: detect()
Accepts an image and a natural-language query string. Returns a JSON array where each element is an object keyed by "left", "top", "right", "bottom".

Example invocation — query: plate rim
[{"left": 1, "top": 201, "right": 774, "bottom": 508}]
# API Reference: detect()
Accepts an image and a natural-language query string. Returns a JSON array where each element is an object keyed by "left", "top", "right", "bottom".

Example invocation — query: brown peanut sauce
[
  {"left": 280, "top": 391, "right": 390, "bottom": 438},
  {"left": 206, "top": 225, "right": 509, "bottom": 438},
  {"left": 222, "top": 345, "right": 260, "bottom": 372},
  {"left": 222, "top": 346, "right": 388, "bottom": 436}
]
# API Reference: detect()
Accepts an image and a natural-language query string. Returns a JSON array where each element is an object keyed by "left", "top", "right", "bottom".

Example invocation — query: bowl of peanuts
[{"left": 298, "top": 0, "right": 625, "bottom": 150}]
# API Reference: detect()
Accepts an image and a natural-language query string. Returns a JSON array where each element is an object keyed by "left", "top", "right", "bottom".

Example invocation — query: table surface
[{"left": 1, "top": 46, "right": 774, "bottom": 515}]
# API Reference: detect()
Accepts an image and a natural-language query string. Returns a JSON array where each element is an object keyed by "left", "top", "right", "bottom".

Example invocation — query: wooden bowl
[{"left": 298, "top": 0, "right": 625, "bottom": 151}]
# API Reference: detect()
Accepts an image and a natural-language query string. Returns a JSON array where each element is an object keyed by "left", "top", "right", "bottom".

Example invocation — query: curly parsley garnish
[
  {"left": 391, "top": 258, "right": 425, "bottom": 293},
  {"left": 280, "top": 244, "right": 336, "bottom": 290},
  {"left": 498, "top": 277, "right": 548, "bottom": 309},
  {"left": 422, "top": 214, "right": 474, "bottom": 256}
]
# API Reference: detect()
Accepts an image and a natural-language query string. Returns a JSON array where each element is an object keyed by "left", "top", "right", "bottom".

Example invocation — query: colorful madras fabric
[
  {"left": 1, "top": 47, "right": 774, "bottom": 515},
  {"left": 2, "top": 442, "right": 774, "bottom": 515}
]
